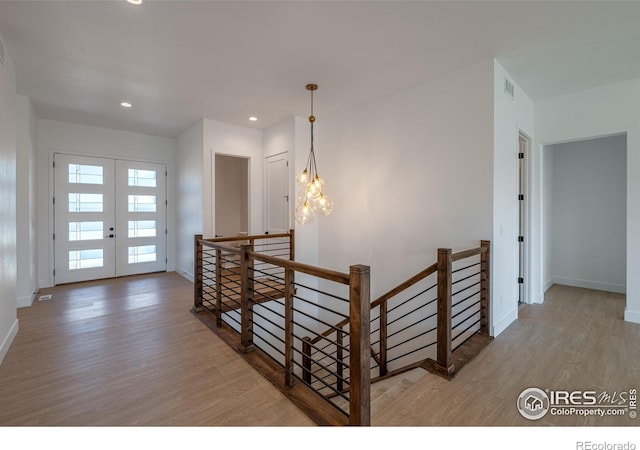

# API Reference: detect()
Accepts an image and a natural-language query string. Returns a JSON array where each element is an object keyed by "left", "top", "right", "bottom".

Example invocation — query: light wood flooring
[
  {"left": 0, "top": 272, "right": 312, "bottom": 426},
  {"left": 374, "top": 284, "right": 640, "bottom": 426},
  {"left": 1, "top": 274, "right": 638, "bottom": 426}
]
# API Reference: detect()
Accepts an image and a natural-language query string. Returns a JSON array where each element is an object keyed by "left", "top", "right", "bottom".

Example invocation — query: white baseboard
[
  {"left": 178, "top": 268, "right": 194, "bottom": 283},
  {"left": 553, "top": 276, "right": 626, "bottom": 294},
  {"left": 543, "top": 279, "right": 553, "bottom": 293},
  {"left": 492, "top": 307, "right": 518, "bottom": 337},
  {"left": 17, "top": 292, "right": 36, "bottom": 308},
  {"left": 624, "top": 308, "right": 640, "bottom": 324},
  {"left": 531, "top": 291, "right": 545, "bottom": 304},
  {"left": 0, "top": 319, "right": 19, "bottom": 365}
]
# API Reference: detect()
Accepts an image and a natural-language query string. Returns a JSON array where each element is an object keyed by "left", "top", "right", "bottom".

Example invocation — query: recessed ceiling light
[
  {"left": 120, "top": 101, "right": 133, "bottom": 108},
  {"left": 249, "top": 116, "right": 258, "bottom": 122},
  {"left": 126, "top": 0, "right": 143, "bottom": 5}
]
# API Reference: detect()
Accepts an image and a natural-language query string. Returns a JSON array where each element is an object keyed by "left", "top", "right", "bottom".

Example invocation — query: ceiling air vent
[
  {"left": 504, "top": 77, "right": 515, "bottom": 99},
  {"left": 0, "top": 37, "right": 4, "bottom": 66}
]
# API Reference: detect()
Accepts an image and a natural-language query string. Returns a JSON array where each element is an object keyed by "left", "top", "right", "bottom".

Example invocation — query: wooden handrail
[
  {"left": 306, "top": 241, "right": 490, "bottom": 382},
  {"left": 201, "top": 231, "right": 291, "bottom": 245},
  {"left": 309, "top": 317, "right": 349, "bottom": 345},
  {"left": 249, "top": 251, "right": 350, "bottom": 285},
  {"left": 370, "top": 262, "right": 437, "bottom": 309},
  {"left": 451, "top": 245, "right": 488, "bottom": 262},
  {"left": 194, "top": 232, "right": 489, "bottom": 425}
]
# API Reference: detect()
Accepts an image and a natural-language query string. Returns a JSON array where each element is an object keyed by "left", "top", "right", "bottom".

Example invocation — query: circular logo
[{"left": 517, "top": 387, "right": 550, "bottom": 420}]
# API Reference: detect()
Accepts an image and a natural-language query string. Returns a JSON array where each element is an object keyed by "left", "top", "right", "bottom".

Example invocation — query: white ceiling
[{"left": 0, "top": 1, "right": 638, "bottom": 138}]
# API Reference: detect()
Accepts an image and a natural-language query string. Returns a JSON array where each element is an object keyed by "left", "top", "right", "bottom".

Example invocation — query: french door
[{"left": 54, "top": 153, "right": 166, "bottom": 284}]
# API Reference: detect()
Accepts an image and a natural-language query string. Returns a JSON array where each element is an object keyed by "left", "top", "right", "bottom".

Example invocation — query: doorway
[
  {"left": 53, "top": 153, "right": 167, "bottom": 284},
  {"left": 215, "top": 154, "right": 249, "bottom": 238},
  {"left": 542, "top": 134, "right": 626, "bottom": 294}
]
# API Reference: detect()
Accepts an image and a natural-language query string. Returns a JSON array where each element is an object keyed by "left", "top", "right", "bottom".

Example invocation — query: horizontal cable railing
[
  {"left": 194, "top": 233, "right": 490, "bottom": 425},
  {"left": 193, "top": 231, "right": 371, "bottom": 426},
  {"left": 369, "top": 266, "right": 438, "bottom": 377},
  {"left": 427, "top": 241, "right": 490, "bottom": 378},
  {"left": 309, "top": 240, "right": 491, "bottom": 384}
]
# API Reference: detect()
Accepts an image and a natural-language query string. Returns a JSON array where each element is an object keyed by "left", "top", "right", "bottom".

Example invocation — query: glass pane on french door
[
  {"left": 54, "top": 154, "right": 167, "bottom": 284},
  {"left": 115, "top": 160, "right": 166, "bottom": 277},
  {"left": 54, "top": 154, "right": 116, "bottom": 284}
]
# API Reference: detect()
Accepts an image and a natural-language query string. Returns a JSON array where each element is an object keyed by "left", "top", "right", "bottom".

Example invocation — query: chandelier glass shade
[{"left": 294, "top": 83, "right": 333, "bottom": 225}]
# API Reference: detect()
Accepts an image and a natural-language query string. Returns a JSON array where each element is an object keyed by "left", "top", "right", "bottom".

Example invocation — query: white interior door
[
  {"left": 265, "top": 153, "right": 289, "bottom": 234},
  {"left": 115, "top": 160, "right": 167, "bottom": 277},
  {"left": 54, "top": 154, "right": 116, "bottom": 284},
  {"left": 54, "top": 154, "right": 166, "bottom": 284}
]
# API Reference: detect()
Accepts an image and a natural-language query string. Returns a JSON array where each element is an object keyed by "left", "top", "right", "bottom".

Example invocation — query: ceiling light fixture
[
  {"left": 120, "top": 101, "right": 132, "bottom": 108},
  {"left": 249, "top": 116, "right": 258, "bottom": 122},
  {"left": 295, "top": 83, "right": 333, "bottom": 225},
  {"left": 126, "top": 0, "right": 143, "bottom": 5}
]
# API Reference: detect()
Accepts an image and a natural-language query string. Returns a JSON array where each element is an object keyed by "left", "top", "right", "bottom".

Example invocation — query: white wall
[
  {"left": 176, "top": 120, "right": 204, "bottom": 280},
  {"left": 492, "top": 60, "right": 534, "bottom": 334},
  {"left": 533, "top": 78, "right": 640, "bottom": 323},
  {"left": 317, "top": 60, "right": 495, "bottom": 328},
  {"left": 203, "top": 118, "right": 263, "bottom": 237},
  {"left": 548, "top": 135, "right": 626, "bottom": 293},
  {"left": 36, "top": 119, "right": 177, "bottom": 287},
  {"left": 0, "top": 40, "right": 18, "bottom": 364},
  {"left": 176, "top": 118, "right": 263, "bottom": 280},
  {"left": 16, "top": 96, "right": 38, "bottom": 307},
  {"left": 264, "top": 117, "right": 294, "bottom": 159}
]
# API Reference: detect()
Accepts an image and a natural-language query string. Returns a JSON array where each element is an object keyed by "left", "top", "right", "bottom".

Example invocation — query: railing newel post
[
  {"left": 193, "top": 234, "right": 203, "bottom": 311},
  {"left": 289, "top": 229, "right": 295, "bottom": 261},
  {"left": 336, "top": 328, "right": 344, "bottom": 393},
  {"left": 284, "top": 267, "right": 295, "bottom": 387},
  {"left": 239, "top": 242, "right": 255, "bottom": 353},
  {"left": 215, "top": 248, "right": 222, "bottom": 327},
  {"left": 302, "top": 337, "right": 312, "bottom": 385},
  {"left": 349, "top": 264, "right": 371, "bottom": 426},
  {"left": 379, "top": 303, "right": 388, "bottom": 377},
  {"left": 480, "top": 240, "right": 491, "bottom": 335},
  {"left": 435, "top": 248, "right": 454, "bottom": 378}
]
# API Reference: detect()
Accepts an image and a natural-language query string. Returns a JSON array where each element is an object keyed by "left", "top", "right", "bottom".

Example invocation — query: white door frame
[
  {"left": 265, "top": 152, "right": 290, "bottom": 235},
  {"left": 209, "top": 149, "right": 252, "bottom": 238},
  {"left": 518, "top": 131, "right": 532, "bottom": 304},
  {"left": 51, "top": 152, "right": 167, "bottom": 284}
]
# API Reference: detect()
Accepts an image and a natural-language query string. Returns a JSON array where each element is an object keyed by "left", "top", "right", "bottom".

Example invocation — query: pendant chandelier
[{"left": 294, "top": 83, "right": 333, "bottom": 225}]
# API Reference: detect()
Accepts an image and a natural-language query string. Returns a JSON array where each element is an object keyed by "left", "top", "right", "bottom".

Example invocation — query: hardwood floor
[
  {"left": 374, "top": 284, "right": 640, "bottom": 426},
  {"left": 0, "top": 272, "right": 313, "bottom": 426},
  {"left": 1, "top": 275, "right": 638, "bottom": 427}
]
